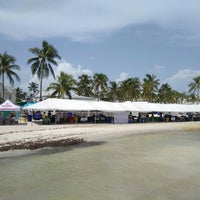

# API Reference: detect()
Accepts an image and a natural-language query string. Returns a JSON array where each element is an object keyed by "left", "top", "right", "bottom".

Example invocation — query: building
[{"left": 33, "top": 91, "right": 96, "bottom": 102}]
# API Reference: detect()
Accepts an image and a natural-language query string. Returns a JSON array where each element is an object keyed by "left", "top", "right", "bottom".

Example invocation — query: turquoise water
[{"left": 0, "top": 130, "right": 200, "bottom": 200}]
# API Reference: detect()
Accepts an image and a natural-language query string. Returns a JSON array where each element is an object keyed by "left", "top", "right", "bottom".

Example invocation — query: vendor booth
[{"left": 0, "top": 100, "right": 20, "bottom": 125}]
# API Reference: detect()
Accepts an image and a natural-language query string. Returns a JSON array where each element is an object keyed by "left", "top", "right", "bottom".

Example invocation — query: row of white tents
[
  {"left": 24, "top": 98, "right": 200, "bottom": 113},
  {"left": 0, "top": 98, "right": 199, "bottom": 124},
  {"left": 0, "top": 98, "right": 199, "bottom": 114}
]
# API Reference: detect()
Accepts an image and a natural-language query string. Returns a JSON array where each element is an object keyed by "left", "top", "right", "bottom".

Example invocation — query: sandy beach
[{"left": 0, "top": 121, "right": 200, "bottom": 152}]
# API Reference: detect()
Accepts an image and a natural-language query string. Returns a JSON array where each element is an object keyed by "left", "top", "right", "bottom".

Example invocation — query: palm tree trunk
[
  {"left": 2, "top": 72, "right": 4, "bottom": 101},
  {"left": 40, "top": 75, "right": 43, "bottom": 101},
  {"left": 39, "top": 64, "right": 43, "bottom": 101}
]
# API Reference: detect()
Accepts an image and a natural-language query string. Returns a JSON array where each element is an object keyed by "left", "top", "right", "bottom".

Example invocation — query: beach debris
[{"left": 0, "top": 137, "right": 84, "bottom": 152}]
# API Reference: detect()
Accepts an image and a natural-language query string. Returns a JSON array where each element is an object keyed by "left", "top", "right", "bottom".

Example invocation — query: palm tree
[
  {"left": 92, "top": 73, "right": 109, "bottom": 100},
  {"left": 0, "top": 52, "right": 20, "bottom": 100},
  {"left": 15, "top": 87, "right": 27, "bottom": 102},
  {"left": 75, "top": 74, "right": 93, "bottom": 97},
  {"left": 46, "top": 71, "right": 75, "bottom": 99},
  {"left": 188, "top": 76, "right": 200, "bottom": 104},
  {"left": 142, "top": 74, "right": 160, "bottom": 102},
  {"left": 118, "top": 78, "right": 141, "bottom": 101},
  {"left": 158, "top": 83, "right": 175, "bottom": 103},
  {"left": 28, "top": 82, "right": 39, "bottom": 99},
  {"left": 107, "top": 81, "right": 120, "bottom": 102},
  {"left": 27, "top": 40, "right": 61, "bottom": 101},
  {"left": 173, "top": 91, "right": 187, "bottom": 104},
  {"left": 187, "top": 93, "right": 197, "bottom": 103}
]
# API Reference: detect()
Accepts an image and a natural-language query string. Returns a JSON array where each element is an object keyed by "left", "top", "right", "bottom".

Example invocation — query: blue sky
[{"left": 0, "top": 0, "right": 200, "bottom": 93}]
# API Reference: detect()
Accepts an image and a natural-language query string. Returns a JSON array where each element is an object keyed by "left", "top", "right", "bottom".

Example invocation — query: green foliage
[
  {"left": 75, "top": 74, "right": 94, "bottom": 97},
  {"left": 15, "top": 87, "right": 27, "bottom": 102},
  {"left": 118, "top": 77, "right": 141, "bottom": 101},
  {"left": 142, "top": 74, "right": 159, "bottom": 102},
  {"left": 92, "top": 73, "right": 109, "bottom": 100},
  {"left": 188, "top": 76, "right": 200, "bottom": 103},
  {"left": 46, "top": 71, "right": 75, "bottom": 99},
  {"left": 28, "top": 82, "right": 39, "bottom": 99}
]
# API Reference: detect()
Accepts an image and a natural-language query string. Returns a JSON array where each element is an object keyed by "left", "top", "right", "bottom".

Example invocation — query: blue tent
[{"left": 23, "top": 101, "right": 36, "bottom": 108}]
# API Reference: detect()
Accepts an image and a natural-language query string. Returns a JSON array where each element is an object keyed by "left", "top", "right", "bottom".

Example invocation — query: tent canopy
[
  {"left": 23, "top": 98, "right": 126, "bottom": 112},
  {"left": 23, "top": 98, "right": 94, "bottom": 111},
  {"left": 23, "top": 98, "right": 200, "bottom": 113},
  {"left": 0, "top": 100, "right": 21, "bottom": 111}
]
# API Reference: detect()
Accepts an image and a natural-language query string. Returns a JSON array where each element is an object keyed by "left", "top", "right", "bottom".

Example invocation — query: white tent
[
  {"left": 152, "top": 103, "right": 200, "bottom": 113},
  {"left": 89, "top": 101, "right": 127, "bottom": 112},
  {"left": 23, "top": 98, "right": 95, "bottom": 111},
  {"left": 122, "top": 101, "right": 161, "bottom": 112},
  {"left": 0, "top": 100, "right": 20, "bottom": 111},
  {"left": 24, "top": 98, "right": 128, "bottom": 112},
  {"left": 184, "top": 104, "right": 200, "bottom": 112}
]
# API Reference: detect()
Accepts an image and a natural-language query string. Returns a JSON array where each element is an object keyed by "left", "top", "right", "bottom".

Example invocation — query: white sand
[{"left": 0, "top": 122, "right": 200, "bottom": 148}]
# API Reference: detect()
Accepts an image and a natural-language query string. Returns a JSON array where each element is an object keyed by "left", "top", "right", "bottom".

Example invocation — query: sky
[{"left": 0, "top": 0, "right": 200, "bottom": 93}]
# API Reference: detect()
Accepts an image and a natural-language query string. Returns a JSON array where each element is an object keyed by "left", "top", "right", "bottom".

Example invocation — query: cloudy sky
[{"left": 0, "top": 0, "right": 200, "bottom": 93}]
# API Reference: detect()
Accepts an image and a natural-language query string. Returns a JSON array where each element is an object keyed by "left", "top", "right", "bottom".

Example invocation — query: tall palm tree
[
  {"left": 46, "top": 71, "right": 75, "bottom": 99},
  {"left": 75, "top": 74, "right": 93, "bottom": 97},
  {"left": 0, "top": 52, "right": 20, "bottom": 100},
  {"left": 142, "top": 74, "right": 160, "bottom": 102},
  {"left": 27, "top": 40, "right": 61, "bottom": 101},
  {"left": 28, "top": 82, "right": 39, "bottom": 99},
  {"left": 92, "top": 73, "right": 109, "bottom": 100},
  {"left": 188, "top": 76, "right": 200, "bottom": 104}
]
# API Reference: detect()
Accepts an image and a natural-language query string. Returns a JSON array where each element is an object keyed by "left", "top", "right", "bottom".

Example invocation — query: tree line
[{"left": 0, "top": 40, "right": 200, "bottom": 104}]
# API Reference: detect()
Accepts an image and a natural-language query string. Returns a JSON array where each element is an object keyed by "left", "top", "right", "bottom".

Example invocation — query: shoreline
[{"left": 0, "top": 121, "right": 200, "bottom": 153}]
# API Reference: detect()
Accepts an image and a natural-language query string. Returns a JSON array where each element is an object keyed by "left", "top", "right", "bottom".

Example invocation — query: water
[{"left": 1, "top": 130, "right": 200, "bottom": 200}]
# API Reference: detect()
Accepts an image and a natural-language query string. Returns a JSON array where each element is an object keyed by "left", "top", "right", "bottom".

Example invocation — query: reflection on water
[{"left": 1, "top": 131, "right": 200, "bottom": 200}]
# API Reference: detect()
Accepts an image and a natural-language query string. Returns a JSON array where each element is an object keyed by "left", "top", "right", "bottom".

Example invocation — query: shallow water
[{"left": 1, "top": 130, "right": 200, "bottom": 200}]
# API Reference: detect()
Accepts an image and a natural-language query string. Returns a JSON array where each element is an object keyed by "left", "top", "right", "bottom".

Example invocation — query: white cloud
[
  {"left": 163, "top": 69, "right": 200, "bottom": 92},
  {"left": 115, "top": 72, "right": 129, "bottom": 83},
  {"left": 1, "top": 0, "right": 200, "bottom": 43},
  {"left": 55, "top": 61, "right": 93, "bottom": 78}
]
